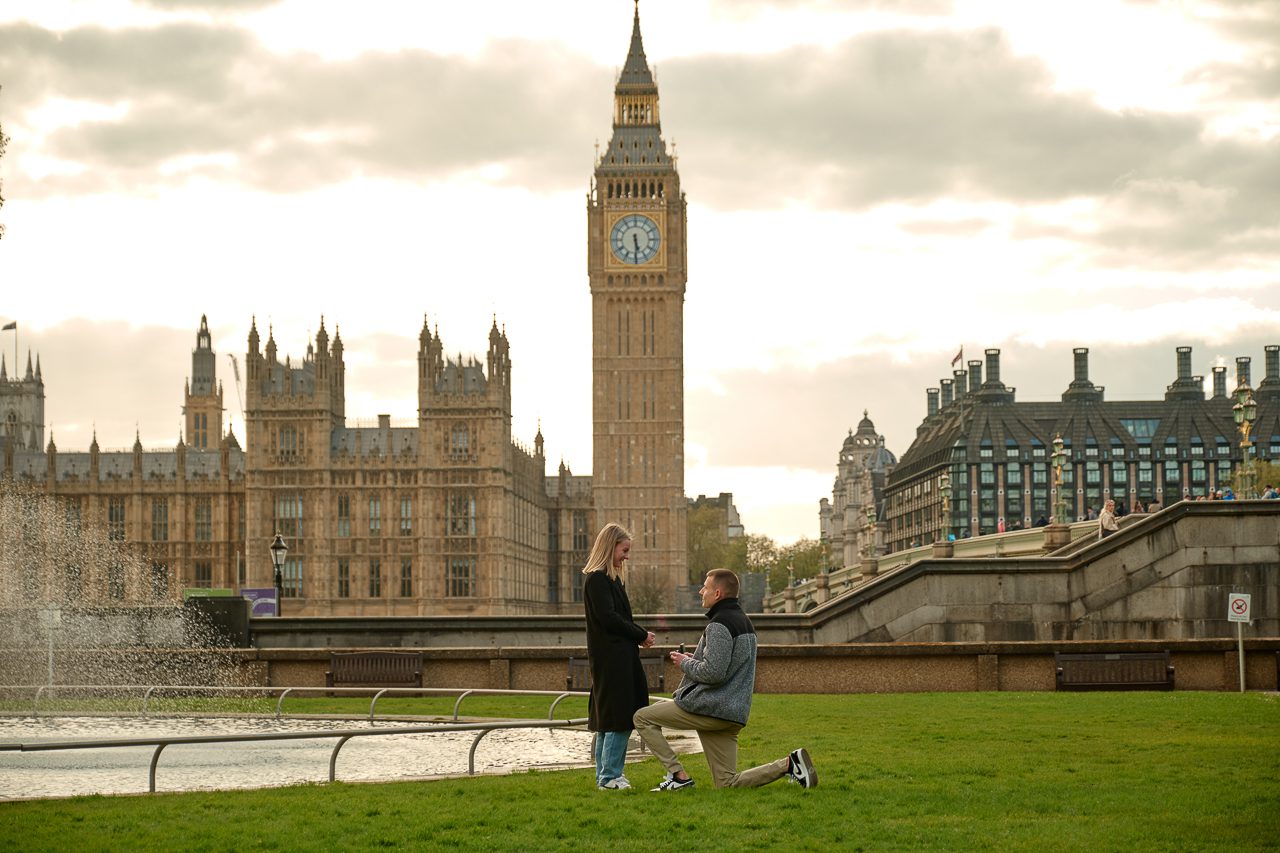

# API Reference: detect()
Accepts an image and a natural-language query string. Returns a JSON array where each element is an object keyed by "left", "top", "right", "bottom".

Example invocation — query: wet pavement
[{"left": 0, "top": 716, "right": 597, "bottom": 799}]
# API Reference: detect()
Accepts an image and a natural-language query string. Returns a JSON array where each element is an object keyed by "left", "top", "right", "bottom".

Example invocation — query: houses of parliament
[{"left": 0, "top": 8, "right": 689, "bottom": 616}]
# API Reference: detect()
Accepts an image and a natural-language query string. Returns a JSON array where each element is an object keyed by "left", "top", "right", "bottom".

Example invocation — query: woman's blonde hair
[{"left": 581, "top": 522, "right": 632, "bottom": 582}]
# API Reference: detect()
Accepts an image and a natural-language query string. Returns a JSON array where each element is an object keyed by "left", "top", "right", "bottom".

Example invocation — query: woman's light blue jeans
[{"left": 593, "top": 730, "right": 630, "bottom": 786}]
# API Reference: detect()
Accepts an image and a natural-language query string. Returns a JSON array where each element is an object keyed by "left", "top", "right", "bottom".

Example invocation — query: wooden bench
[
  {"left": 1055, "top": 651, "right": 1174, "bottom": 691},
  {"left": 567, "top": 657, "right": 665, "bottom": 692},
  {"left": 326, "top": 651, "right": 423, "bottom": 688}
]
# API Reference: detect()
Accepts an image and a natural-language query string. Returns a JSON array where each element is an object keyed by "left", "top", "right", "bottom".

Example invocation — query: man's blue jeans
[{"left": 593, "top": 730, "right": 630, "bottom": 786}]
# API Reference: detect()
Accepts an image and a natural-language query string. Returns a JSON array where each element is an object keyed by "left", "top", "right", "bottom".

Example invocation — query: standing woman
[{"left": 582, "top": 522, "right": 655, "bottom": 790}]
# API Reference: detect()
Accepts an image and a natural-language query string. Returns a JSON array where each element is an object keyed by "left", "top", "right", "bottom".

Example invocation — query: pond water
[{"left": 0, "top": 716, "right": 597, "bottom": 799}]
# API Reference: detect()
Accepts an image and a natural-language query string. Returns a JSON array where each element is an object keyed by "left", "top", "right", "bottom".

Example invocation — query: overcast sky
[{"left": 1, "top": 0, "right": 1278, "bottom": 543}]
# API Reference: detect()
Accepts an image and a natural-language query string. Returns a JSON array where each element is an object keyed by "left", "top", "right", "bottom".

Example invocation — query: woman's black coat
[{"left": 583, "top": 570, "right": 649, "bottom": 732}]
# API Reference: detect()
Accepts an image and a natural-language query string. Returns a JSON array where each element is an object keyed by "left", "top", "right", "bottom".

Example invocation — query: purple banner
[{"left": 242, "top": 588, "right": 278, "bottom": 617}]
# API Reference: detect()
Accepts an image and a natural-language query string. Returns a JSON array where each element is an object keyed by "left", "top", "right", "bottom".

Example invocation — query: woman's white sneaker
[{"left": 599, "top": 775, "right": 632, "bottom": 790}]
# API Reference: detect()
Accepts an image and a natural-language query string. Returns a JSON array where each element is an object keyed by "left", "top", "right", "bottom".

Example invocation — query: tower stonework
[
  {"left": 183, "top": 315, "right": 223, "bottom": 449},
  {"left": 243, "top": 317, "right": 346, "bottom": 606},
  {"left": 0, "top": 349, "right": 44, "bottom": 452},
  {"left": 589, "top": 6, "right": 688, "bottom": 605}
]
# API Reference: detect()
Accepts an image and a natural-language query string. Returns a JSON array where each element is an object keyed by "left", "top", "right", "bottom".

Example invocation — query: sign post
[{"left": 1227, "top": 593, "right": 1251, "bottom": 693}]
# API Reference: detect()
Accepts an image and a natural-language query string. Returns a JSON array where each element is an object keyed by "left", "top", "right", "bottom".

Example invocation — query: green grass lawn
[{"left": 2, "top": 692, "right": 1277, "bottom": 852}]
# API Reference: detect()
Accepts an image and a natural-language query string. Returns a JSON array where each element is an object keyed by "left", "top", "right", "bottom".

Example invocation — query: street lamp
[
  {"left": 939, "top": 469, "right": 952, "bottom": 542},
  {"left": 269, "top": 533, "right": 288, "bottom": 617},
  {"left": 1233, "top": 381, "right": 1258, "bottom": 499},
  {"left": 1051, "top": 433, "right": 1069, "bottom": 524}
]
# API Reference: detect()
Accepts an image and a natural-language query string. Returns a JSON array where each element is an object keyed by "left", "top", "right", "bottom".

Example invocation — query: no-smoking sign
[{"left": 1228, "top": 593, "right": 1251, "bottom": 623}]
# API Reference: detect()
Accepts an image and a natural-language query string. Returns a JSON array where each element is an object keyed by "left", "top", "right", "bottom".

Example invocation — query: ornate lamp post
[
  {"left": 269, "top": 533, "right": 288, "bottom": 617},
  {"left": 939, "top": 469, "right": 952, "bottom": 542},
  {"left": 1051, "top": 433, "right": 1069, "bottom": 524},
  {"left": 1232, "top": 381, "right": 1258, "bottom": 499}
]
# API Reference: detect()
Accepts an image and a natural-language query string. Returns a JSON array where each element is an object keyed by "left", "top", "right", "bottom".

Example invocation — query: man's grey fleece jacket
[{"left": 672, "top": 598, "right": 757, "bottom": 726}]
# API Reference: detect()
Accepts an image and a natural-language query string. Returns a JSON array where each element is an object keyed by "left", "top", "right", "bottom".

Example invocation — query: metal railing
[
  {"left": 7, "top": 684, "right": 587, "bottom": 722},
  {"left": 0, "top": 716, "right": 590, "bottom": 793},
  {"left": 764, "top": 518, "right": 1101, "bottom": 612}
]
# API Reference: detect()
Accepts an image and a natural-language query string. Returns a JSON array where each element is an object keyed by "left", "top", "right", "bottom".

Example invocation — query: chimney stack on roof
[
  {"left": 1212, "top": 365, "right": 1227, "bottom": 399},
  {"left": 1165, "top": 346, "right": 1205, "bottom": 401},
  {"left": 1063, "top": 347, "right": 1104, "bottom": 402},
  {"left": 926, "top": 388, "right": 940, "bottom": 417},
  {"left": 940, "top": 378, "right": 954, "bottom": 407},
  {"left": 967, "top": 360, "right": 982, "bottom": 393},
  {"left": 1258, "top": 345, "right": 1280, "bottom": 402},
  {"left": 1235, "top": 356, "right": 1252, "bottom": 390}
]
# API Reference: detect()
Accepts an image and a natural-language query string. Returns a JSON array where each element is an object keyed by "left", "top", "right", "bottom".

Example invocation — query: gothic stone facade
[
  {"left": 1, "top": 9, "right": 688, "bottom": 614},
  {"left": 5, "top": 317, "right": 596, "bottom": 615},
  {"left": 819, "top": 412, "right": 896, "bottom": 569}
]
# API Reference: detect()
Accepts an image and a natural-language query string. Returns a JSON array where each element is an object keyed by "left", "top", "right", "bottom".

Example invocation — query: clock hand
[{"left": 632, "top": 233, "right": 640, "bottom": 258}]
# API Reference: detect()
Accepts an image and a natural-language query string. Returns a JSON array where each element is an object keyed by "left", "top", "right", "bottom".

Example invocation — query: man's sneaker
[
  {"left": 650, "top": 773, "right": 695, "bottom": 791},
  {"left": 786, "top": 748, "right": 818, "bottom": 789},
  {"left": 599, "top": 775, "right": 631, "bottom": 790}
]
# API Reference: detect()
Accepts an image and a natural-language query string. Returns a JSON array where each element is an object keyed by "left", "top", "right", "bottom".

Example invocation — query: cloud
[
  {"left": 658, "top": 27, "right": 1276, "bottom": 268},
  {"left": 134, "top": 0, "right": 284, "bottom": 9},
  {"left": 1180, "top": 0, "right": 1280, "bottom": 99},
  {"left": 689, "top": 327, "right": 1280, "bottom": 472},
  {"left": 31, "top": 319, "right": 198, "bottom": 450},
  {"left": 0, "top": 23, "right": 606, "bottom": 196},
  {"left": 662, "top": 28, "right": 1202, "bottom": 208},
  {"left": 709, "top": 0, "right": 952, "bottom": 13},
  {"left": 898, "top": 216, "right": 992, "bottom": 237},
  {"left": 2, "top": 18, "right": 1277, "bottom": 269}
]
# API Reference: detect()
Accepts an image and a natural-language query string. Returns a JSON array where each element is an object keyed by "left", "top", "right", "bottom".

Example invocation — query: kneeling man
[{"left": 633, "top": 569, "right": 818, "bottom": 791}]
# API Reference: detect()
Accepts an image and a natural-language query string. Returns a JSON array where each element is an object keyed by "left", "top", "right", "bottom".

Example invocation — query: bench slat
[
  {"left": 567, "top": 657, "right": 664, "bottom": 692},
  {"left": 326, "top": 652, "right": 422, "bottom": 688},
  {"left": 1055, "top": 652, "right": 1174, "bottom": 691}
]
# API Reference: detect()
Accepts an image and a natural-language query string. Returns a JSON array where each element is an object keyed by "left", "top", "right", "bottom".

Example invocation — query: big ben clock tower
[{"left": 589, "top": 2, "right": 687, "bottom": 607}]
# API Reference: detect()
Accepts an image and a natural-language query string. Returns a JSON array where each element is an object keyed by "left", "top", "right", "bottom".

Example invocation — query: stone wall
[{"left": 194, "top": 640, "right": 1280, "bottom": 692}]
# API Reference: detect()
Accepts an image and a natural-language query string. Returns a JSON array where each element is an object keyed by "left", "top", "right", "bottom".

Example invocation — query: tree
[
  {"left": 686, "top": 505, "right": 729, "bottom": 583},
  {"left": 766, "top": 537, "right": 827, "bottom": 593},
  {"left": 744, "top": 533, "right": 777, "bottom": 575},
  {"left": 1233, "top": 459, "right": 1280, "bottom": 498},
  {"left": 626, "top": 564, "right": 665, "bottom": 615}
]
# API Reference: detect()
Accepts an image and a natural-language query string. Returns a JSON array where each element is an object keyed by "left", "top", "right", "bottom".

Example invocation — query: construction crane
[{"left": 226, "top": 353, "right": 245, "bottom": 433}]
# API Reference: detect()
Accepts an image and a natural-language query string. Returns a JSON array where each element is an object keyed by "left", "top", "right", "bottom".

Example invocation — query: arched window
[{"left": 450, "top": 424, "right": 470, "bottom": 459}]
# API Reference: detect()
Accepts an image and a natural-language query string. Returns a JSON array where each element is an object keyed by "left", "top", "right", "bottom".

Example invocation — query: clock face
[{"left": 610, "top": 214, "right": 661, "bottom": 265}]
